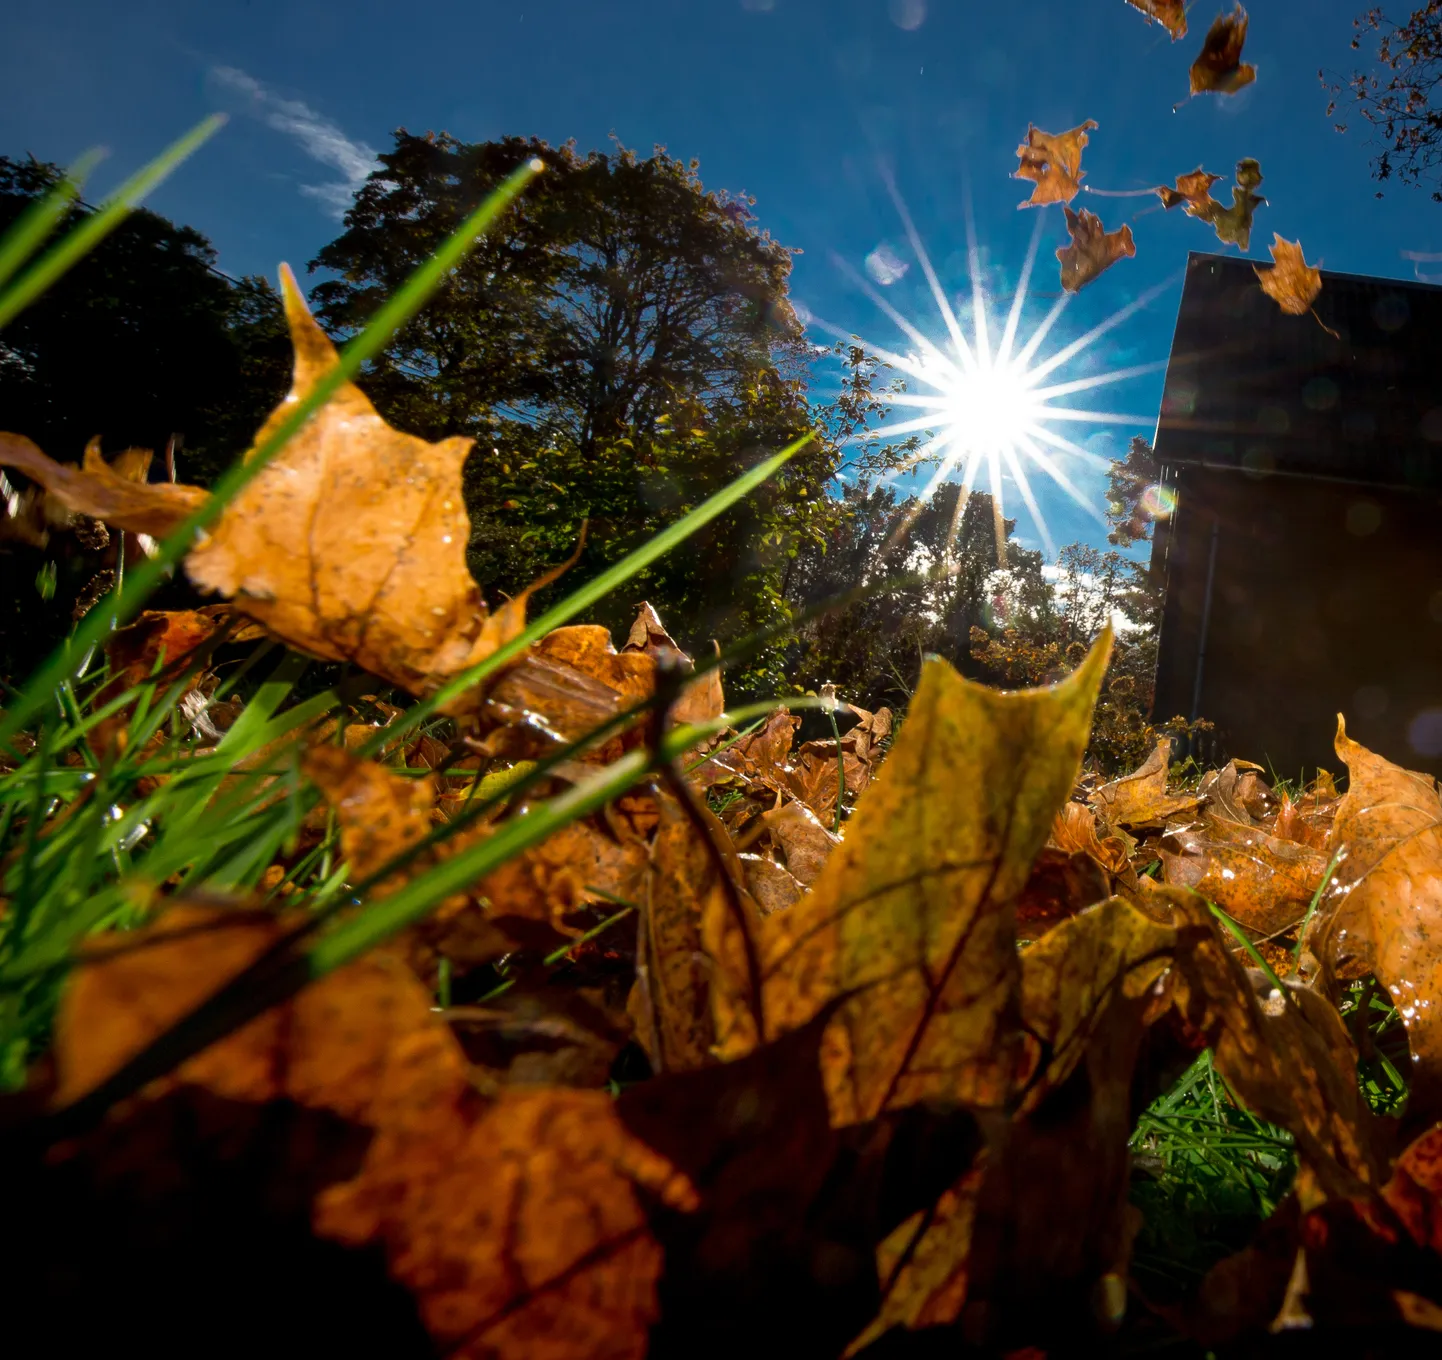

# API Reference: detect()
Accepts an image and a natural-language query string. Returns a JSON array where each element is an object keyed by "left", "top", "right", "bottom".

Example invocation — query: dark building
[{"left": 1150, "top": 251, "right": 1442, "bottom": 779}]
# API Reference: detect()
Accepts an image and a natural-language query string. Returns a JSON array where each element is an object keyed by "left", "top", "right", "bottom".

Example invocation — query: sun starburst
[{"left": 811, "top": 176, "right": 1175, "bottom": 562}]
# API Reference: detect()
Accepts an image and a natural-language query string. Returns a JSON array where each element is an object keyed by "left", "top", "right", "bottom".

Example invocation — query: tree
[
  {"left": 1325, "top": 3, "right": 1442, "bottom": 201},
  {"left": 309, "top": 132, "right": 867, "bottom": 692},
  {"left": 0, "top": 156, "right": 290, "bottom": 681},
  {"left": 0, "top": 156, "right": 290, "bottom": 481}
]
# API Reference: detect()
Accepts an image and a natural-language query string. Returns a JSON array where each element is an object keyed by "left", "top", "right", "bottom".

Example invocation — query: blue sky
[{"left": 5, "top": 0, "right": 1440, "bottom": 556}]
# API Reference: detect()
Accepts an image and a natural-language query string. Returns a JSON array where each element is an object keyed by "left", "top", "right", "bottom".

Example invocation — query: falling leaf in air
[
  {"left": 1157, "top": 159, "right": 1266, "bottom": 250},
  {"left": 1056, "top": 206, "right": 1135, "bottom": 294},
  {"left": 1187, "top": 4, "right": 1257, "bottom": 98},
  {"left": 707, "top": 632, "right": 1112, "bottom": 1125},
  {"left": 1255, "top": 235, "right": 1322, "bottom": 313},
  {"left": 1013, "top": 121, "right": 1099, "bottom": 208},
  {"left": 1157, "top": 167, "right": 1225, "bottom": 214},
  {"left": 1124, "top": 0, "right": 1187, "bottom": 38},
  {"left": 1309, "top": 717, "right": 1442, "bottom": 1119},
  {"left": 1090, "top": 736, "right": 1201, "bottom": 829},
  {"left": 1256, "top": 235, "right": 1342, "bottom": 338}
]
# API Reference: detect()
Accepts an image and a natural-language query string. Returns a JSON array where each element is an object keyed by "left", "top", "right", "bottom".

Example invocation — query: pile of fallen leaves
[{"left": 6, "top": 263, "right": 1442, "bottom": 1359}]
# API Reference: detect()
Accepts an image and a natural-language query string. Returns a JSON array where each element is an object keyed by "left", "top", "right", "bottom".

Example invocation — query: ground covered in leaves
[{"left": 5, "top": 229, "right": 1442, "bottom": 1360}]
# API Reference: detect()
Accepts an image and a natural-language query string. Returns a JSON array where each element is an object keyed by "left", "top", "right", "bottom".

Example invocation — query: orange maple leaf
[
  {"left": 1124, "top": 0, "right": 1187, "bottom": 39},
  {"left": 1254, "top": 234, "right": 1340, "bottom": 337},
  {"left": 1013, "top": 120, "right": 1099, "bottom": 208}
]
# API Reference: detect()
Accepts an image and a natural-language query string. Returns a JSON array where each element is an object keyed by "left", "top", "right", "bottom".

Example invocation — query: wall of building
[{"left": 1151, "top": 465, "right": 1442, "bottom": 780}]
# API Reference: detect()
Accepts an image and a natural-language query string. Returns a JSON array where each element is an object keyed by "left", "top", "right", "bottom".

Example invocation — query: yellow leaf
[{"left": 708, "top": 631, "right": 1113, "bottom": 1125}]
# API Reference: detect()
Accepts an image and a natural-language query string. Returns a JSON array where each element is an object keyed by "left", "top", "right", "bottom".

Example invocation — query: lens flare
[{"left": 811, "top": 175, "right": 1174, "bottom": 561}]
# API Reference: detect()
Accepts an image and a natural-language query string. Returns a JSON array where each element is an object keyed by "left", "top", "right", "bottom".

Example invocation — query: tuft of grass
[{"left": 1129, "top": 1049, "right": 1297, "bottom": 1297}]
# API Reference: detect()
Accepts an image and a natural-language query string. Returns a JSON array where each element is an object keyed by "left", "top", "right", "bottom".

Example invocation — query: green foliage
[
  {"left": 0, "top": 154, "right": 291, "bottom": 682},
  {"left": 307, "top": 133, "right": 882, "bottom": 692},
  {"left": 0, "top": 155, "right": 290, "bottom": 483}
]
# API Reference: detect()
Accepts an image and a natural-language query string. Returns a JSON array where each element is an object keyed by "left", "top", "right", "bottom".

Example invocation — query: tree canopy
[
  {"left": 309, "top": 133, "right": 849, "bottom": 691},
  {"left": 0, "top": 156, "right": 290, "bottom": 483},
  {"left": 1327, "top": 3, "right": 1442, "bottom": 200}
]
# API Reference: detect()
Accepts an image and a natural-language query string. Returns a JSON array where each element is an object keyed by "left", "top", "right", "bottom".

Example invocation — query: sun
[{"left": 811, "top": 176, "right": 1174, "bottom": 561}]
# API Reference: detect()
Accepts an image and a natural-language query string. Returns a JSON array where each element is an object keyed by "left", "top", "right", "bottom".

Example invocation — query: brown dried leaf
[
  {"left": 855, "top": 900, "right": 1186, "bottom": 1351},
  {"left": 708, "top": 635, "right": 1112, "bottom": 1125},
  {"left": 53, "top": 904, "right": 458, "bottom": 1126},
  {"left": 739, "top": 853, "right": 805, "bottom": 915},
  {"left": 1311, "top": 717, "right": 1442, "bottom": 1116},
  {"left": 1157, "top": 166, "right": 1225, "bottom": 213},
  {"left": 1056, "top": 206, "right": 1135, "bottom": 294},
  {"left": 1124, "top": 0, "right": 1187, "bottom": 38},
  {"left": 315, "top": 1069, "right": 695, "bottom": 1359},
  {"left": 1090, "top": 736, "right": 1201, "bottom": 829},
  {"left": 1013, "top": 120, "right": 1099, "bottom": 208},
  {"left": 1165, "top": 888, "right": 1384, "bottom": 1198},
  {"left": 760, "top": 796, "right": 841, "bottom": 886},
  {"left": 0, "top": 433, "right": 209, "bottom": 538},
  {"left": 1255, "top": 234, "right": 1331, "bottom": 326},
  {"left": 1188, "top": 5, "right": 1257, "bottom": 96},
  {"left": 1050, "top": 799, "right": 1135, "bottom": 879},
  {"left": 622, "top": 600, "right": 725, "bottom": 727},
  {"left": 1013, "top": 846, "right": 1112, "bottom": 941},
  {"left": 1161, "top": 821, "right": 1326, "bottom": 937},
  {"left": 3, "top": 270, "right": 563, "bottom": 712},
  {"left": 628, "top": 792, "right": 729, "bottom": 1074}
]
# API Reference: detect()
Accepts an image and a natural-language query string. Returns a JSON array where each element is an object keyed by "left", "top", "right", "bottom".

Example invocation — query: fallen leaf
[
  {"left": 444, "top": 987, "right": 630, "bottom": 1088},
  {"left": 1050, "top": 799, "right": 1135, "bottom": 879},
  {"left": 1, "top": 269, "right": 565, "bottom": 713},
  {"left": 708, "top": 632, "right": 1112, "bottom": 1125},
  {"left": 1090, "top": 736, "right": 1201, "bottom": 829},
  {"left": 737, "top": 854, "right": 804, "bottom": 916},
  {"left": 0, "top": 434, "right": 209, "bottom": 539},
  {"left": 1199, "top": 758, "right": 1275, "bottom": 826},
  {"left": 315, "top": 1069, "right": 696, "bottom": 1359},
  {"left": 305, "top": 746, "right": 645, "bottom": 975},
  {"left": 1165, "top": 888, "right": 1384, "bottom": 1199},
  {"left": 1311, "top": 717, "right": 1442, "bottom": 1118},
  {"left": 620, "top": 1005, "right": 984, "bottom": 1358},
  {"left": 1161, "top": 821, "right": 1327, "bottom": 937},
  {"left": 1056, "top": 206, "right": 1135, "bottom": 294},
  {"left": 1124, "top": 0, "right": 1187, "bottom": 38},
  {"left": 1013, "top": 846, "right": 1112, "bottom": 940},
  {"left": 760, "top": 795, "right": 841, "bottom": 886},
  {"left": 623, "top": 601, "right": 725, "bottom": 728},
  {"left": 1188, "top": 4, "right": 1256, "bottom": 96},
  {"left": 854, "top": 900, "right": 1187, "bottom": 1351},
  {"left": 1014, "top": 120, "right": 1099, "bottom": 208},
  {"left": 628, "top": 792, "right": 730, "bottom": 1074}
]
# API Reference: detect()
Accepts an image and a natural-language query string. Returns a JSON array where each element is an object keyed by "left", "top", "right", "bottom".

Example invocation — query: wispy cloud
[
  {"left": 1402, "top": 249, "right": 1442, "bottom": 284},
  {"left": 210, "top": 65, "right": 377, "bottom": 218}
]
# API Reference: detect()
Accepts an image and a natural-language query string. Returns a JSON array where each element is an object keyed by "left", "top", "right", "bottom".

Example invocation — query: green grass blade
[
  {"left": 0, "top": 119, "right": 224, "bottom": 332},
  {"left": 0, "top": 155, "right": 543, "bottom": 752},
  {"left": 0, "top": 148, "right": 105, "bottom": 293}
]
